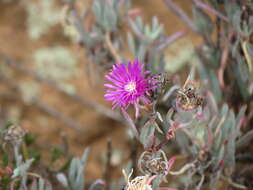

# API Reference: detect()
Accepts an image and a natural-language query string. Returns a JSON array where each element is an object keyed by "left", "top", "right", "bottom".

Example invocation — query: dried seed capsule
[
  {"left": 124, "top": 176, "right": 152, "bottom": 190},
  {"left": 3, "top": 125, "right": 26, "bottom": 146},
  {"left": 138, "top": 150, "right": 169, "bottom": 176},
  {"left": 123, "top": 169, "right": 153, "bottom": 190},
  {"left": 176, "top": 81, "right": 204, "bottom": 111}
]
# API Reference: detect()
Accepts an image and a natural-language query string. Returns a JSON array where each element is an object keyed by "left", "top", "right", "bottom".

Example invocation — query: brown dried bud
[
  {"left": 4, "top": 125, "right": 26, "bottom": 146},
  {"left": 138, "top": 150, "right": 169, "bottom": 176},
  {"left": 176, "top": 81, "right": 204, "bottom": 111}
]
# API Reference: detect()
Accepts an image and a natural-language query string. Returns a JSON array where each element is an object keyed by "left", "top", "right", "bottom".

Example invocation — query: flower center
[{"left": 124, "top": 81, "right": 136, "bottom": 92}]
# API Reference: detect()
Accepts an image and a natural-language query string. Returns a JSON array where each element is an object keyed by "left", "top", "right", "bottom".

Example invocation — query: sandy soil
[{"left": 0, "top": 0, "right": 200, "bottom": 183}]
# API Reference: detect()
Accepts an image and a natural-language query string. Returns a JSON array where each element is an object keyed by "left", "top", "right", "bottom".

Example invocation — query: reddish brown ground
[{"left": 0, "top": 0, "right": 200, "bottom": 184}]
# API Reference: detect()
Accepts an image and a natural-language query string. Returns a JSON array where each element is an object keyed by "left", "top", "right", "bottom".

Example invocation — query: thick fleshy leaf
[{"left": 140, "top": 120, "right": 156, "bottom": 148}]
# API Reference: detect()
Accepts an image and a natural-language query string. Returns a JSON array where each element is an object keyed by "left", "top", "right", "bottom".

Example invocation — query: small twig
[
  {"left": 34, "top": 100, "right": 82, "bottom": 131},
  {"left": 60, "top": 132, "right": 70, "bottom": 156},
  {"left": 121, "top": 108, "right": 139, "bottom": 139},
  {"left": 216, "top": 17, "right": 222, "bottom": 50},
  {"left": 163, "top": 0, "right": 196, "bottom": 32},
  {"left": 218, "top": 31, "right": 235, "bottom": 89},
  {"left": 0, "top": 52, "right": 123, "bottom": 122},
  {"left": 0, "top": 76, "right": 83, "bottom": 131},
  {"left": 241, "top": 40, "right": 253, "bottom": 72},
  {"left": 89, "top": 179, "right": 106, "bottom": 190},
  {"left": 218, "top": 41, "right": 229, "bottom": 89},
  {"left": 183, "top": 66, "right": 196, "bottom": 88},
  {"left": 196, "top": 173, "right": 205, "bottom": 190},
  {"left": 130, "top": 138, "right": 138, "bottom": 178},
  {"left": 10, "top": 178, "right": 19, "bottom": 190},
  {"left": 214, "top": 115, "right": 226, "bottom": 137},
  {"left": 103, "top": 139, "right": 112, "bottom": 190},
  {"left": 168, "top": 160, "right": 197, "bottom": 175},
  {"left": 105, "top": 32, "right": 122, "bottom": 63},
  {"left": 157, "top": 31, "right": 187, "bottom": 51},
  {"left": 14, "top": 145, "right": 21, "bottom": 166},
  {"left": 238, "top": 165, "right": 253, "bottom": 176},
  {"left": 128, "top": 18, "right": 151, "bottom": 41},
  {"left": 162, "top": 85, "right": 180, "bottom": 102},
  {"left": 206, "top": 90, "right": 218, "bottom": 113},
  {"left": 13, "top": 145, "right": 28, "bottom": 190},
  {"left": 27, "top": 172, "right": 43, "bottom": 179},
  {"left": 192, "top": 0, "right": 228, "bottom": 22},
  {"left": 221, "top": 175, "right": 247, "bottom": 190}
]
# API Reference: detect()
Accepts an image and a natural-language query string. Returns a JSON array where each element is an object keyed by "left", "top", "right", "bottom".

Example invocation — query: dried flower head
[
  {"left": 104, "top": 61, "right": 157, "bottom": 117},
  {"left": 3, "top": 125, "right": 26, "bottom": 146},
  {"left": 138, "top": 150, "right": 174, "bottom": 177},
  {"left": 123, "top": 169, "right": 153, "bottom": 190},
  {"left": 176, "top": 81, "right": 204, "bottom": 111}
]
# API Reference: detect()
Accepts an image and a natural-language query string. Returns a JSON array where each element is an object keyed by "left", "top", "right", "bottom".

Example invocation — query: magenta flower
[{"left": 104, "top": 61, "right": 156, "bottom": 117}]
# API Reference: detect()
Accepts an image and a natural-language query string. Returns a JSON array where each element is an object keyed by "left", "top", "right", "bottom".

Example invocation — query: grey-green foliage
[
  {"left": 109, "top": 179, "right": 125, "bottom": 190},
  {"left": 33, "top": 46, "right": 78, "bottom": 94},
  {"left": 162, "top": 83, "right": 247, "bottom": 189},
  {"left": 92, "top": 0, "right": 130, "bottom": 31},
  {"left": 173, "top": 101, "right": 245, "bottom": 166},
  {"left": 165, "top": 39, "right": 196, "bottom": 73},
  {"left": 129, "top": 16, "right": 164, "bottom": 43},
  {"left": 57, "top": 149, "right": 89, "bottom": 190},
  {"left": 11, "top": 157, "right": 53, "bottom": 189},
  {"left": 63, "top": 0, "right": 131, "bottom": 69},
  {"left": 12, "top": 158, "right": 34, "bottom": 179},
  {"left": 224, "top": 0, "right": 253, "bottom": 36},
  {"left": 140, "top": 119, "right": 156, "bottom": 148},
  {"left": 197, "top": 63, "right": 223, "bottom": 103},
  {"left": 26, "top": 0, "right": 61, "bottom": 39},
  {"left": 31, "top": 178, "right": 53, "bottom": 190},
  {"left": 196, "top": 0, "right": 253, "bottom": 101},
  {"left": 151, "top": 175, "right": 163, "bottom": 190},
  {"left": 223, "top": 0, "right": 253, "bottom": 100},
  {"left": 192, "top": 6, "right": 214, "bottom": 35},
  {"left": 128, "top": 16, "right": 166, "bottom": 72},
  {"left": 148, "top": 66, "right": 250, "bottom": 189}
]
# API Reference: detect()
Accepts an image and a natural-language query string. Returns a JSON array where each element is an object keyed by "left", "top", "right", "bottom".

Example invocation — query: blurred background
[
  {"left": 0, "top": 0, "right": 211, "bottom": 186},
  {"left": 0, "top": 0, "right": 251, "bottom": 189}
]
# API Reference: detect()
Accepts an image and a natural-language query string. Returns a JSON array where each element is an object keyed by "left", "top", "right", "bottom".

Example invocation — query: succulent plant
[{"left": 1, "top": 0, "right": 253, "bottom": 189}]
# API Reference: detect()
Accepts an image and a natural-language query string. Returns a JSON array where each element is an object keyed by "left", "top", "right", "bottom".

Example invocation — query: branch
[
  {"left": 196, "top": 174, "right": 205, "bottom": 190},
  {"left": 192, "top": 0, "right": 228, "bottom": 22},
  {"left": 168, "top": 160, "right": 197, "bottom": 175},
  {"left": 0, "top": 52, "right": 123, "bottom": 122},
  {"left": 103, "top": 139, "right": 112, "bottom": 190},
  {"left": 157, "top": 30, "right": 187, "bottom": 51},
  {"left": 163, "top": 0, "right": 196, "bottom": 32},
  {"left": 241, "top": 40, "right": 253, "bottom": 72},
  {"left": 221, "top": 175, "right": 247, "bottom": 190},
  {"left": 121, "top": 108, "right": 139, "bottom": 139},
  {"left": 0, "top": 77, "right": 82, "bottom": 132},
  {"left": 105, "top": 32, "right": 122, "bottom": 63}
]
